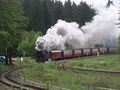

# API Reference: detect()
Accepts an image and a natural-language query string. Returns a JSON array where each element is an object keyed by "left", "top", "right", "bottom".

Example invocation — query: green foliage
[
  {"left": 77, "top": 1, "right": 96, "bottom": 26},
  {"left": 0, "top": 31, "right": 11, "bottom": 51},
  {"left": 95, "top": 44, "right": 103, "bottom": 48},
  {"left": 17, "top": 57, "right": 120, "bottom": 90},
  {"left": 18, "top": 31, "right": 42, "bottom": 56},
  {"left": 70, "top": 54, "right": 120, "bottom": 71},
  {"left": 23, "top": 0, "right": 96, "bottom": 34},
  {"left": 65, "top": 42, "right": 73, "bottom": 49},
  {"left": 0, "top": 0, "right": 96, "bottom": 57},
  {"left": 0, "top": 0, "right": 27, "bottom": 54}
]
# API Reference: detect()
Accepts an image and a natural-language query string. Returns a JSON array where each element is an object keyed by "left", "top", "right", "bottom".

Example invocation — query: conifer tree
[
  {"left": 23, "top": 0, "right": 96, "bottom": 33},
  {"left": 64, "top": 0, "right": 72, "bottom": 21},
  {"left": 77, "top": 1, "right": 96, "bottom": 26},
  {"left": 54, "top": 1, "right": 64, "bottom": 22}
]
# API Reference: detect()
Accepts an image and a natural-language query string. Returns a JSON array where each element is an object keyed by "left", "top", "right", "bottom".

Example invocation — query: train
[{"left": 35, "top": 47, "right": 117, "bottom": 62}]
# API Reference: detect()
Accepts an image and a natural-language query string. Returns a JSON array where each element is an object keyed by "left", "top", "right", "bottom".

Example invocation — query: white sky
[{"left": 60, "top": 0, "right": 119, "bottom": 11}]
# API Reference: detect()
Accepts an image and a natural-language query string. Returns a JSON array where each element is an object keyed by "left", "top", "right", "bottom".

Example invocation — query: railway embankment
[
  {"left": 0, "top": 54, "right": 120, "bottom": 90},
  {"left": 17, "top": 55, "right": 120, "bottom": 90},
  {"left": 0, "top": 67, "right": 46, "bottom": 90}
]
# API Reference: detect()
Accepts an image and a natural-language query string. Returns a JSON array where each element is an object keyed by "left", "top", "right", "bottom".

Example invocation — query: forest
[
  {"left": 1, "top": 0, "right": 119, "bottom": 65},
  {"left": 23, "top": 0, "right": 96, "bottom": 34}
]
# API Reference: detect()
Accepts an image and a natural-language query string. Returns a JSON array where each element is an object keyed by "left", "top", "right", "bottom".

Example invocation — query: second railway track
[
  {"left": 0, "top": 67, "right": 69, "bottom": 90},
  {"left": 59, "top": 60, "right": 120, "bottom": 76},
  {"left": 0, "top": 67, "right": 45, "bottom": 90}
]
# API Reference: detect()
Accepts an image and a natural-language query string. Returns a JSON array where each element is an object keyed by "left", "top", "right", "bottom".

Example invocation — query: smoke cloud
[
  {"left": 82, "top": 6, "right": 119, "bottom": 48},
  {"left": 35, "top": 6, "right": 120, "bottom": 51}
]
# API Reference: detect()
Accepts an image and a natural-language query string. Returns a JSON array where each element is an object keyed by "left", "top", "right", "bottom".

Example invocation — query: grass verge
[
  {"left": 69, "top": 54, "right": 120, "bottom": 71},
  {"left": 15, "top": 56, "right": 120, "bottom": 90}
]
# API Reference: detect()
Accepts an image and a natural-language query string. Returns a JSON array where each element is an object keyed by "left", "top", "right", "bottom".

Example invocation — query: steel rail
[{"left": 0, "top": 67, "right": 45, "bottom": 90}]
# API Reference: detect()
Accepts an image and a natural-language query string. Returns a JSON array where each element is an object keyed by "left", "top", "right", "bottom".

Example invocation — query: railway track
[
  {"left": 0, "top": 67, "right": 69, "bottom": 90},
  {"left": 0, "top": 56, "right": 118, "bottom": 90},
  {"left": 0, "top": 67, "right": 45, "bottom": 90},
  {"left": 59, "top": 61, "right": 119, "bottom": 90},
  {"left": 59, "top": 60, "right": 120, "bottom": 76}
]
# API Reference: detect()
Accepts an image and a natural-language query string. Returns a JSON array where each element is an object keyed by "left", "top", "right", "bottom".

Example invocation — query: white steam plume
[
  {"left": 35, "top": 20, "right": 84, "bottom": 50},
  {"left": 35, "top": 6, "right": 119, "bottom": 51},
  {"left": 82, "top": 6, "right": 119, "bottom": 48}
]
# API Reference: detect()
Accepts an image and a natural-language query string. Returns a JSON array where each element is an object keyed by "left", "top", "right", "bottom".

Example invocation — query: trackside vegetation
[
  {"left": 17, "top": 31, "right": 42, "bottom": 56},
  {"left": 0, "top": 0, "right": 96, "bottom": 65},
  {"left": 14, "top": 55, "right": 120, "bottom": 90},
  {"left": 69, "top": 54, "right": 120, "bottom": 71},
  {"left": 0, "top": 64, "right": 19, "bottom": 89}
]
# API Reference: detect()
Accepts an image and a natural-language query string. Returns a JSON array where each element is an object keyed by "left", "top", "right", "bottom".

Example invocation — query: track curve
[
  {"left": 0, "top": 67, "right": 45, "bottom": 90},
  {"left": 59, "top": 61, "right": 119, "bottom": 90},
  {"left": 59, "top": 61, "right": 120, "bottom": 76}
]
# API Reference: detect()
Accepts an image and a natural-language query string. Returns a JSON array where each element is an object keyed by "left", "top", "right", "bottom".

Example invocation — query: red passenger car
[{"left": 50, "top": 51, "right": 63, "bottom": 60}]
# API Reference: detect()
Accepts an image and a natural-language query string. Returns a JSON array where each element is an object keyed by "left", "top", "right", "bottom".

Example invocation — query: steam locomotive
[{"left": 35, "top": 48, "right": 116, "bottom": 62}]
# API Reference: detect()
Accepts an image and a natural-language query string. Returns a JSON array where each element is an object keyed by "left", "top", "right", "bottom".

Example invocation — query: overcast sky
[{"left": 60, "top": 0, "right": 119, "bottom": 11}]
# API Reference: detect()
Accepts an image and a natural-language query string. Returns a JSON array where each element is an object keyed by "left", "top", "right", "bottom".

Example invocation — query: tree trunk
[
  {"left": 8, "top": 55, "right": 13, "bottom": 66},
  {"left": 4, "top": 48, "right": 8, "bottom": 65},
  {"left": 8, "top": 47, "right": 13, "bottom": 66}
]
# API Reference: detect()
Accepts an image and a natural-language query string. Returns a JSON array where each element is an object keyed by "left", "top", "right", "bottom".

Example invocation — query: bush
[{"left": 18, "top": 31, "right": 42, "bottom": 56}]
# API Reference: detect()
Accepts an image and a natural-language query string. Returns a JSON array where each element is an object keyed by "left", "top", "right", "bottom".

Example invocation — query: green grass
[
  {"left": 15, "top": 56, "right": 120, "bottom": 90},
  {"left": 0, "top": 62, "right": 19, "bottom": 90},
  {"left": 0, "top": 63, "right": 12, "bottom": 72},
  {"left": 69, "top": 54, "right": 120, "bottom": 71},
  {"left": 0, "top": 83, "right": 19, "bottom": 90}
]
